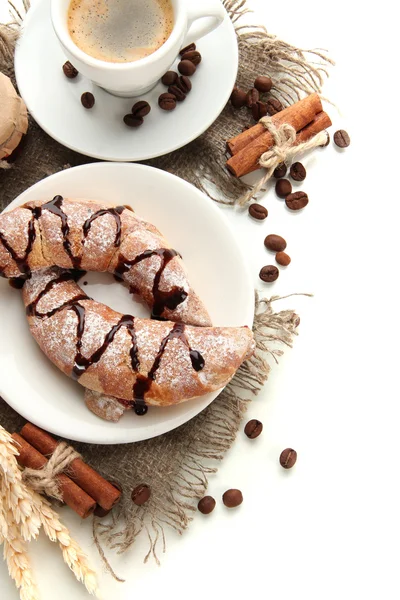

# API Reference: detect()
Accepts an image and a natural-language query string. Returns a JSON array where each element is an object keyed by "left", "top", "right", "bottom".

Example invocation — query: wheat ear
[{"left": 34, "top": 492, "right": 98, "bottom": 596}]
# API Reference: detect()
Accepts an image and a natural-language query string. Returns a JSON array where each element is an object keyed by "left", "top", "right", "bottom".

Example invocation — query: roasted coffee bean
[
  {"left": 168, "top": 84, "right": 186, "bottom": 101},
  {"left": 198, "top": 496, "right": 216, "bottom": 515},
  {"left": 334, "top": 129, "right": 350, "bottom": 148},
  {"left": 266, "top": 97, "right": 283, "bottom": 115},
  {"left": 161, "top": 71, "right": 178, "bottom": 86},
  {"left": 285, "top": 191, "right": 309, "bottom": 211},
  {"left": 63, "top": 61, "right": 78, "bottom": 79},
  {"left": 252, "top": 101, "right": 267, "bottom": 121},
  {"left": 222, "top": 489, "right": 243, "bottom": 508},
  {"left": 290, "top": 162, "right": 307, "bottom": 182},
  {"left": 123, "top": 114, "right": 144, "bottom": 127},
  {"left": 158, "top": 93, "right": 177, "bottom": 111},
  {"left": 244, "top": 419, "right": 263, "bottom": 439},
  {"left": 276, "top": 251, "right": 291, "bottom": 266},
  {"left": 259, "top": 265, "right": 279, "bottom": 283},
  {"left": 179, "top": 42, "right": 196, "bottom": 56},
  {"left": 275, "top": 179, "right": 292, "bottom": 198},
  {"left": 264, "top": 234, "right": 287, "bottom": 252},
  {"left": 181, "top": 50, "right": 202, "bottom": 65},
  {"left": 94, "top": 506, "right": 111, "bottom": 518},
  {"left": 81, "top": 91, "right": 95, "bottom": 109},
  {"left": 273, "top": 163, "right": 287, "bottom": 179},
  {"left": 246, "top": 88, "right": 260, "bottom": 108},
  {"left": 320, "top": 131, "right": 330, "bottom": 147},
  {"left": 279, "top": 448, "right": 297, "bottom": 469},
  {"left": 248, "top": 203, "right": 268, "bottom": 220},
  {"left": 254, "top": 76, "right": 273, "bottom": 93},
  {"left": 131, "top": 101, "right": 151, "bottom": 118},
  {"left": 131, "top": 484, "right": 151, "bottom": 505},
  {"left": 178, "top": 59, "right": 196, "bottom": 76},
  {"left": 230, "top": 87, "right": 247, "bottom": 109},
  {"left": 177, "top": 75, "right": 192, "bottom": 94}
]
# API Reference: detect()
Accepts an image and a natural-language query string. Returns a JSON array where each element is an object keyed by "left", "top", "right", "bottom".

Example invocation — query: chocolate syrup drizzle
[
  {"left": 114, "top": 248, "right": 188, "bottom": 319},
  {"left": 27, "top": 272, "right": 205, "bottom": 414},
  {"left": 1, "top": 196, "right": 188, "bottom": 318}
]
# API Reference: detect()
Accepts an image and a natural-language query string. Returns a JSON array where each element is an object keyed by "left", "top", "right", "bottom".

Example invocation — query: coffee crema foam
[{"left": 67, "top": 0, "right": 174, "bottom": 63}]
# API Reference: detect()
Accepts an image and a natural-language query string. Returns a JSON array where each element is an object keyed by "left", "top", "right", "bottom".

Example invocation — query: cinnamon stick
[
  {"left": 227, "top": 93, "right": 323, "bottom": 156},
  {"left": 20, "top": 423, "right": 121, "bottom": 511},
  {"left": 11, "top": 433, "right": 96, "bottom": 519},
  {"left": 227, "top": 110, "right": 332, "bottom": 178}
]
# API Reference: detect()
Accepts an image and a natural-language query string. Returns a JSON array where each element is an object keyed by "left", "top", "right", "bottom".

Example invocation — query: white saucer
[
  {"left": 0, "top": 163, "right": 254, "bottom": 444},
  {"left": 14, "top": 0, "right": 238, "bottom": 161}
]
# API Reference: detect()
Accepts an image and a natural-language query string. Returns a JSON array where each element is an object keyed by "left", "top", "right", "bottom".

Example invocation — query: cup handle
[{"left": 182, "top": 0, "right": 226, "bottom": 45}]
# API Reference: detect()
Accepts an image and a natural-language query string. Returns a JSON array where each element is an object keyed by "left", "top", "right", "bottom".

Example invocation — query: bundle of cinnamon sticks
[
  {"left": 226, "top": 93, "right": 332, "bottom": 178},
  {"left": 12, "top": 423, "right": 121, "bottom": 518}
]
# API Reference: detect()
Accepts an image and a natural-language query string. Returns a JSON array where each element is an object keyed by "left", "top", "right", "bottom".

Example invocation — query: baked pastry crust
[
  {"left": 23, "top": 269, "right": 255, "bottom": 408},
  {"left": 0, "top": 73, "right": 28, "bottom": 161},
  {"left": 0, "top": 197, "right": 211, "bottom": 327}
]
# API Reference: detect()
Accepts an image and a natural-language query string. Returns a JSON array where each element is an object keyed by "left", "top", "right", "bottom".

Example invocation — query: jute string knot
[
  {"left": 22, "top": 442, "right": 81, "bottom": 501},
  {"left": 239, "top": 118, "right": 328, "bottom": 206}
]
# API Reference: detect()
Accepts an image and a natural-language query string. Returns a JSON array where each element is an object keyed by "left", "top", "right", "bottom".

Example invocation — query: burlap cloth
[{"left": 0, "top": 0, "right": 330, "bottom": 567}]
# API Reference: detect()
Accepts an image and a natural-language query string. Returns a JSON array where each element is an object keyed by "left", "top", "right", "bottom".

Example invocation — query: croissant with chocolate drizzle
[
  {"left": 0, "top": 197, "right": 211, "bottom": 327},
  {"left": 22, "top": 268, "right": 255, "bottom": 411}
]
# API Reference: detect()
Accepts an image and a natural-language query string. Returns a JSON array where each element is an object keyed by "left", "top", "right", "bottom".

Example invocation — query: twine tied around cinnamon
[
  {"left": 21, "top": 441, "right": 81, "bottom": 501},
  {"left": 239, "top": 118, "right": 328, "bottom": 206}
]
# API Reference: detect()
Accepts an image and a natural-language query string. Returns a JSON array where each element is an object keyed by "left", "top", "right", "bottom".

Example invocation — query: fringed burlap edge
[{"left": 93, "top": 293, "right": 306, "bottom": 573}]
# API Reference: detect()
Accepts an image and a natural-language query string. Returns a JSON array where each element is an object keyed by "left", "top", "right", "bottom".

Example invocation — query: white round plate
[
  {"left": 0, "top": 163, "right": 254, "bottom": 444},
  {"left": 14, "top": 0, "right": 238, "bottom": 161}
]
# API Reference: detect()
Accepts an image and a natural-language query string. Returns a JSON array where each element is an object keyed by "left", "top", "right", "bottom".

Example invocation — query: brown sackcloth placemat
[{"left": 0, "top": 0, "right": 329, "bottom": 565}]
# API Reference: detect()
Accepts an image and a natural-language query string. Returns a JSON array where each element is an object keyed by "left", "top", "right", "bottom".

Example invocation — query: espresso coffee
[{"left": 67, "top": 0, "right": 174, "bottom": 63}]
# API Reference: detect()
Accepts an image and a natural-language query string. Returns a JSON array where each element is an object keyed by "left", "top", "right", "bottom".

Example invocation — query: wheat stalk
[
  {"left": 0, "top": 500, "right": 39, "bottom": 600},
  {"left": 0, "top": 425, "right": 99, "bottom": 599},
  {"left": 0, "top": 428, "right": 41, "bottom": 541},
  {"left": 35, "top": 492, "right": 98, "bottom": 595}
]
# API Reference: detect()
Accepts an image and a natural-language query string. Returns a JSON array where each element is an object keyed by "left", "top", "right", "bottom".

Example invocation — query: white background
[{"left": 1, "top": 1, "right": 399, "bottom": 599}]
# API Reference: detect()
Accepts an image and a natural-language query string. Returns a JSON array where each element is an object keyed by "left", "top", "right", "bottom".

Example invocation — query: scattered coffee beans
[
  {"left": 290, "top": 162, "right": 306, "bottom": 182},
  {"left": 266, "top": 97, "right": 283, "bottom": 115},
  {"left": 168, "top": 84, "right": 186, "bottom": 101},
  {"left": 321, "top": 131, "right": 330, "bottom": 147},
  {"left": 334, "top": 129, "right": 350, "bottom": 148},
  {"left": 81, "top": 91, "right": 95, "bottom": 109},
  {"left": 275, "top": 179, "right": 292, "bottom": 198},
  {"left": 246, "top": 88, "right": 260, "bottom": 108},
  {"left": 259, "top": 265, "right": 279, "bottom": 283},
  {"left": 181, "top": 50, "right": 202, "bottom": 65},
  {"left": 198, "top": 496, "right": 216, "bottom": 515},
  {"left": 63, "top": 61, "right": 78, "bottom": 79},
  {"left": 276, "top": 251, "right": 291, "bottom": 266},
  {"left": 161, "top": 71, "right": 178, "bottom": 86},
  {"left": 131, "top": 101, "right": 151, "bottom": 118},
  {"left": 158, "top": 93, "right": 177, "bottom": 111},
  {"left": 131, "top": 484, "right": 151, "bottom": 505},
  {"left": 123, "top": 114, "right": 143, "bottom": 127},
  {"left": 230, "top": 87, "right": 247, "bottom": 109},
  {"left": 244, "top": 419, "right": 263, "bottom": 439},
  {"left": 279, "top": 448, "right": 297, "bottom": 469},
  {"left": 254, "top": 76, "right": 272, "bottom": 93},
  {"left": 178, "top": 60, "right": 196, "bottom": 76},
  {"left": 252, "top": 101, "right": 267, "bottom": 121},
  {"left": 177, "top": 75, "right": 192, "bottom": 94},
  {"left": 179, "top": 42, "right": 196, "bottom": 56},
  {"left": 264, "top": 234, "right": 287, "bottom": 252},
  {"left": 248, "top": 203, "right": 268, "bottom": 220},
  {"left": 285, "top": 191, "right": 309, "bottom": 211},
  {"left": 222, "top": 489, "right": 243, "bottom": 508},
  {"left": 273, "top": 163, "right": 287, "bottom": 178}
]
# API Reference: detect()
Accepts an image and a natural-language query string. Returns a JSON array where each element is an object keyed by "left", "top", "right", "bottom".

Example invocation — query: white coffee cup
[{"left": 51, "top": 0, "right": 226, "bottom": 97}]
